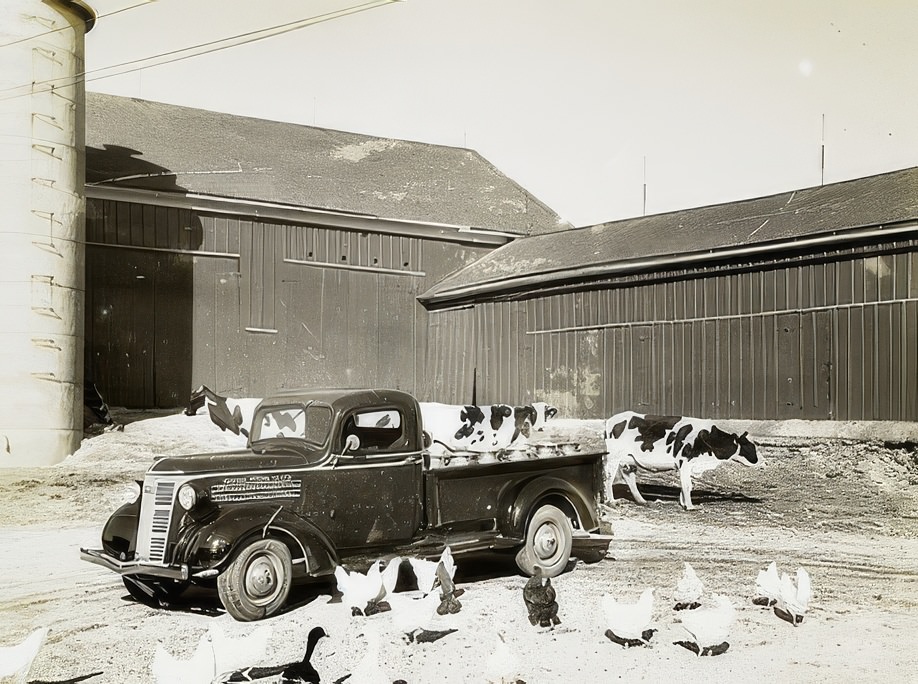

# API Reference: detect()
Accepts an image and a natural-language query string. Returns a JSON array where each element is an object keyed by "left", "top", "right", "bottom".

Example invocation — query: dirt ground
[{"left": 2, "top": 411, "right": 918, "bottom": 683}]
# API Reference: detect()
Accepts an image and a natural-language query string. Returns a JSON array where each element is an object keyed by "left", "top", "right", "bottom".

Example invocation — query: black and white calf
[
  {"left": 419, "top": 402, "right": 543, "bottom": 454},
  {"left": 603, "top": 411, "right": 760, "bottom": 510}
]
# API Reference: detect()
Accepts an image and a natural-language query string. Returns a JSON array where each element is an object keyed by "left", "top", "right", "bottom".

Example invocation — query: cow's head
[
  {"left": 732, "top": 431, "right": 759, "bottom": 466},
  {"left": 530, "top": 401, "right": 558, "bottom": 430},
  {"left": 512, "top": 405, "right": 537, "bottom": 439},
  {"left": 699, "top": 426, "right": 760, "bottom": 465}
]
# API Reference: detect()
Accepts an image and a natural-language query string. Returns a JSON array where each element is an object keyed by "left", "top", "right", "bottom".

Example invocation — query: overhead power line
[{"left": 0, "top": 0, "right": 401, "bottom": 103}]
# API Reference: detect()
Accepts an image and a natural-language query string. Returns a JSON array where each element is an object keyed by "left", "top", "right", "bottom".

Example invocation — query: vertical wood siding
[
  {"left": 461, "top": 246, "right": 918, "bottom": 421},
  {"left": 85, "top": 199, "right": 489, "bottom": 407}
]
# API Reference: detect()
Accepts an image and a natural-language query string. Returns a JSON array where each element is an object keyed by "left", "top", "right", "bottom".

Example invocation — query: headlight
[{"left": 178, "top": 484, "right": 198, "bottom": 511}]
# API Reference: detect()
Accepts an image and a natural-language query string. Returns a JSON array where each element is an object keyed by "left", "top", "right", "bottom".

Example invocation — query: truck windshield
[{"left": 250, "top": 404, "right": 332, "bottom": 448}]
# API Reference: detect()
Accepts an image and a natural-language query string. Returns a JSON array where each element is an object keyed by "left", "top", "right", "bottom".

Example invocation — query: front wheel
[
  {"left": 515, "top": 504, "right": 573, "bottom": 578},
  {"left": 218, "top": 538, "right": 292, "bottom": 621}
]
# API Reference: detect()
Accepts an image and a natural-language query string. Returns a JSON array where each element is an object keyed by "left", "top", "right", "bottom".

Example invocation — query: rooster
[{"left": 601, "top": 588, "right": 655, "bottom": 647}]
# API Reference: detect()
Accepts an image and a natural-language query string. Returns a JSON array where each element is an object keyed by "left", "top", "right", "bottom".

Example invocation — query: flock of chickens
[
  {"left": 599, "top": 560, "right": 812, "bottom": 658},
  {"left": 1, "top": 548, "right": 812, "bottom": 684}
]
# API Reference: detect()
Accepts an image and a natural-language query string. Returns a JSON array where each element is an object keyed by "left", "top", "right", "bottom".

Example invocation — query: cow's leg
[
  {"left": 620, "top": 460, "right": 648, "bottom": 505},
  {"left": 678, "top": 462, "right": 696, "bottom": 510}
]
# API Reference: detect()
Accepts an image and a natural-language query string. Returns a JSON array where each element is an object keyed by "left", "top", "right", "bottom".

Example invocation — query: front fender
[
  {"left": 101, "top": 497, "right": 140, "bottom": 560},
  {"left": 175, "top": 505, "right": 339, "bottom": 577},
  {"left": 501, "top": 476, "right": 599, "bottom": 539}
]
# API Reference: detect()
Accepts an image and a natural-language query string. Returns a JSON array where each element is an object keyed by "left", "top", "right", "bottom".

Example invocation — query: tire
[
  {"left": 123, "top": 576, "right": 188, "bottom": 607},
  {"left": 218, "top": 538, "right": 292, "bottom": 621},
  {"left": 515, "top": 504, "right": 573, "bottom": 578}
]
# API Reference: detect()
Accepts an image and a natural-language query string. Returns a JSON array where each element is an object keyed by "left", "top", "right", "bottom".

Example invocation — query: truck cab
[{"left": 81, "top": 388, "right": 610, "bottom": 621}]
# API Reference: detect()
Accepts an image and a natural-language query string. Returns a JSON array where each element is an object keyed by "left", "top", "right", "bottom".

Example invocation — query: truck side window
[{"left": 344, "top": 409, "right": 407, "bottom": 454}]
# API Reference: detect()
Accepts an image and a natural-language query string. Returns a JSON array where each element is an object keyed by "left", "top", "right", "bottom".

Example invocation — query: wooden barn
[
  {"left": 83, "top": 93, "right": 565, "bottom": 408},
  {"left": 419, "top": 167, "right": 918, "bottom": 422}
]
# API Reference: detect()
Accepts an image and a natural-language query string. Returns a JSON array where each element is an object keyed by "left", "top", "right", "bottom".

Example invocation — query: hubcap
[
  {"left": 534, "top": 523, "right": 559, "bottom": 560},
  {"left": 245, "top": 554, "right": 280, "bottom": 602}
]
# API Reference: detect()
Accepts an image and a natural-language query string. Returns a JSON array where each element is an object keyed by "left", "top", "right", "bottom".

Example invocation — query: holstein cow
[
  {"left": 419, "top": 402, "right": 538, "bottom": 455},
  {"left": 185, "top": 385, "right": 261, "bottom": 447},
  {"left": 603, "top": 410, "right": 760, "bottom": 510}
]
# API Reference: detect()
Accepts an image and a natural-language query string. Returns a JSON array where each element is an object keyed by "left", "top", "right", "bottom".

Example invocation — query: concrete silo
[{"left": 0, "top": 1, "right": 95, "bottom": 466}]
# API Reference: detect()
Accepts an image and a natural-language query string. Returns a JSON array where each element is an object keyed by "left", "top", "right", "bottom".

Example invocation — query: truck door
[{"left": 303, "top": 407, "right": 423, "bottom": 550}]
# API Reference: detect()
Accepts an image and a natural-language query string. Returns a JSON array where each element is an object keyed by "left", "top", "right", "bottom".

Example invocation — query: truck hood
[{"left": 149, "top": 449, "right": 317, "bottom": 475}]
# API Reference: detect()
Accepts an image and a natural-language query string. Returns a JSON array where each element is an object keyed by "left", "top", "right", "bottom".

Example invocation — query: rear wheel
[
  {"left": 515, "top": 504, "right": 573, "bottom": 578},
  {"left": 218, "top": 538, "right": 292, "bottom": 621}
]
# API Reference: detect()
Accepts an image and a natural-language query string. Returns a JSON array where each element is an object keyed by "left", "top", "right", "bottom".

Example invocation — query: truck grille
[{"left": 136, "top": 478, "right": 177, "bottom": 564}]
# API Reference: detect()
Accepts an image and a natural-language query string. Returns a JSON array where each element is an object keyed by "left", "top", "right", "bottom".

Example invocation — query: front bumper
[{"left": 80, "top": 547, "right": 190, "bottom": 581}]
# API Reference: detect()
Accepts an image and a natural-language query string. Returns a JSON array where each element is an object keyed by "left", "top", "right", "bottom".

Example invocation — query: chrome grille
[{"left": 136, "top": 478, "right": 176, "bottom": 564}]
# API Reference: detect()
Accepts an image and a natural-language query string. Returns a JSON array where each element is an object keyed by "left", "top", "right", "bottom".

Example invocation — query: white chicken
[
  {"left": 775, "top": 567, "right": 811, "bottom": 626},
  {"left": 151, "top": 632, "right": 215, "bottom": 684},
  {"left": 677, "top": 593, "right": 735, "bottom": 656},
  {"left": 408, "top": 547, "right": 457, "bottom": 596},
  {"left": 673, "top": 562, "right": 704, "bottom": 610},
  {"left": 753, "top": 561, "right": 782, "bottom": 607},
  {"left": 208, "top": 622, "right": 273, "bottom": 675},
  {"left": 484, "top": 631, "right": 522, "bottom": 684},
  {"left": 0, "top": 627, "right": 48, "bottom": 684},
  {"left": 601, "top": 588, "right": 656, "bottom": 647},
  {"left": 335, "top": 556, "right": 402, "bottom": 616}
]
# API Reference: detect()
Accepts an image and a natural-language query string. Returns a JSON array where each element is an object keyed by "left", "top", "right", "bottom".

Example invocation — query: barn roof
[
  {"left": 420, "top": 166, "right": 918, "bottom": 307},
  {"left": 85, "top": 93, "right": 566, "bottom": 236}
]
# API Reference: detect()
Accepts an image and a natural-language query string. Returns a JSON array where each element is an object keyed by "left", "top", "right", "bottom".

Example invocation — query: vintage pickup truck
[{"left": 81, "top": 388, "right": 612, "bottom": 621}]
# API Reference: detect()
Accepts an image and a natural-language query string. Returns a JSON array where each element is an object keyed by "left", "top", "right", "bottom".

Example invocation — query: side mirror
[{"left": 344, "top": 434, "right": 361, "bottom": 453}]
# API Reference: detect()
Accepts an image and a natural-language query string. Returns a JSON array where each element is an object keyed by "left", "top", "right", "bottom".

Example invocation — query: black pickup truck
[{"left": 81, "top": 388, "right": 611, "bottom": 621}]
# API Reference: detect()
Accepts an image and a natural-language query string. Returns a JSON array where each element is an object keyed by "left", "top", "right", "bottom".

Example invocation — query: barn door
[{"left": 86, "top": 249, "right": 155, "bottom": 408}]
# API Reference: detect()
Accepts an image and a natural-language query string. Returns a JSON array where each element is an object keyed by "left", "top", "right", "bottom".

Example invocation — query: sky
[{"left": 84, "top": 0, "right": 918, "bottom": 227}]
